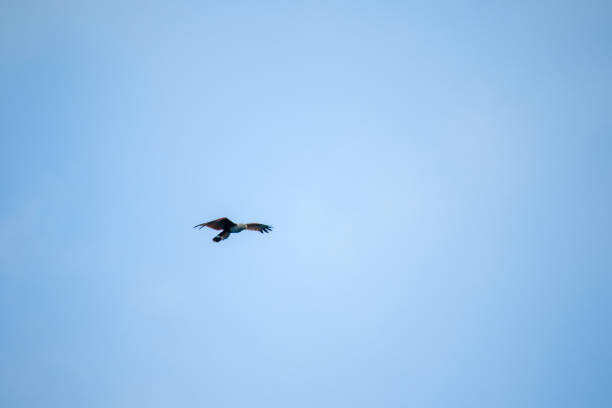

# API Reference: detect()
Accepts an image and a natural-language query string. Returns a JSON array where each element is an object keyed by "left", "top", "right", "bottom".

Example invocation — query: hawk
[{"left": 194, "top": 217, "right": 273, "bottom": 242}]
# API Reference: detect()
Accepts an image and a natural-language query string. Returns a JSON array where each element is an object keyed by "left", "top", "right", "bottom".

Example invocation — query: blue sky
[{"left": 1, "top": 1, "right": 611, "bottom": 407}]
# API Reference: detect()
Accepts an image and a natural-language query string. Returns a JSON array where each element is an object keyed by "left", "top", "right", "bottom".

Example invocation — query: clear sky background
[{"left": 1, "top": 1, "right": 611, "bottom": 407}]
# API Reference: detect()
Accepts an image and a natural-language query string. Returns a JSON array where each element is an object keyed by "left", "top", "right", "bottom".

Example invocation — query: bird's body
[
  {"left": 229, "top": 223, "right": 247, "bottom": 233},
  {"left": 194, "top": 217, "right": 272, "bottom": 242}
]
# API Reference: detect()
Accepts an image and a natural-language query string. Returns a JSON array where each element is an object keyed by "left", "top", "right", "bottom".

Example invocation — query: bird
[{"left": 193, "top": 217, "right": 273, "bottom": 242}]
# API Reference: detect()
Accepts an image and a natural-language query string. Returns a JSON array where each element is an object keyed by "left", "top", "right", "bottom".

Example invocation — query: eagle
[{"left": 193, "top": 217, "right": 273, "bottom": 242}]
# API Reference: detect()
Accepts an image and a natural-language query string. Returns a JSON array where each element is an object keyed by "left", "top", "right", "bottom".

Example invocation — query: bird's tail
[{"left": 213, "top": 231, "right": 230, "bottom": 242}]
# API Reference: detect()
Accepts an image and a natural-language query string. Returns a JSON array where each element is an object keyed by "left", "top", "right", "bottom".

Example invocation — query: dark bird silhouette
[{"left": 194, "top": 217, "right": 273, "bottom": 242}]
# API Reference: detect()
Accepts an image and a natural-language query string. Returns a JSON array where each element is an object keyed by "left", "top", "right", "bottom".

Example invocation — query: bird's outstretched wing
[
  {"left": 194, "top": 217, "right": 236, "bottom": 230},
  {"left": 246, "top": 223, "right": 273, "bottom": 233}
]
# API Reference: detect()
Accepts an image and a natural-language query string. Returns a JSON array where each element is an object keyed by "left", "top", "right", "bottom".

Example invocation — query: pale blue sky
[{"left": 1, "top": 1, "right": 611, "bottom": 407}]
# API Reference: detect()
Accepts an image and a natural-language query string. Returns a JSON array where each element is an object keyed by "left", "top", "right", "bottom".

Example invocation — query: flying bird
[{"left": 194, "top": 217, "right": 273, "bottom": 242}]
